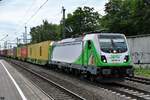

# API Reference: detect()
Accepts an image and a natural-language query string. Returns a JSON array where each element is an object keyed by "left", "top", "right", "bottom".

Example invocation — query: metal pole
[
  {"left": 17, "top": 37, "right": 18, "bottom": 46},
  {"left": 4, "top": 41, "right": 7, "bottom": 49},
  {"left": 62, "top": 6, "right": 66, "bottom": 39},
  {"left": 24, "top": 26, "right": 27, "bottom": 44}
]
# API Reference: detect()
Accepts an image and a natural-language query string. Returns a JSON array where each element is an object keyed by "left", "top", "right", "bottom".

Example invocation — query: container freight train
[{"left": 0, "top": 32, "right": 134, "bottom": 80}]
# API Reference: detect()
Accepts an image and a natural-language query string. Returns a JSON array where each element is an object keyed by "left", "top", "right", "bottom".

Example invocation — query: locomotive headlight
[
  {"left": 101, "top": 55, "right": 107, "bottom": 63},
  {"left": 103, "top": 59, "right": 107, "bottom": 63},
  {"left": 123, "top": 59, "right": 127, "bottom": 62},
  {"left": 124, "top": 55, "right": 129, "bottom": 63}
]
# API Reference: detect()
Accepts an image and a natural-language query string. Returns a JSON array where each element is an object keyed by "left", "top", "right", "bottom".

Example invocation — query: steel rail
[{"left": 12, "top": 61, "right": 86, "bottom": 100}]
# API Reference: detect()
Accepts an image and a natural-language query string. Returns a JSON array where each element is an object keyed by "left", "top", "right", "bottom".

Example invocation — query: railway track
[
  {"left": 11, "top": 61, "right": 86, "bottom": 100},
  {"left": 111, "top": 82, "right": 150, "bottom": 100},
  {"left": 9, "top": 59, "right": 150, "bottom": 100},
  {"left": 81, "top": 78, "right": 150, "bottom": 100},
  {"left": 87, "top": 81, "right": 150, "bottom": 100},
  {"left": 125, "top": 77, "right": 150, "bottom": 85}
]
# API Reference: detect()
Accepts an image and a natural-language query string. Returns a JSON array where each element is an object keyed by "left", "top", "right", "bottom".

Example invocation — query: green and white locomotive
[{"left": 49, "top": 32, "right": 134, "bottom": 80}]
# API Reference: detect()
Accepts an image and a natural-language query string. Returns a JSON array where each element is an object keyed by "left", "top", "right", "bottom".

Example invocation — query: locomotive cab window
[
  {"left": 99, "top": 35, "right": 127, "bottom": 53},
  {"left": 87, "top": 40, "right": 91, "bottom": 49}
]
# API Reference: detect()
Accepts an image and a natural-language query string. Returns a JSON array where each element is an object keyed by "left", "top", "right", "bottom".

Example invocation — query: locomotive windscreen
[{"left": 99, "top": 35, "right": 127, "bottom": 53}]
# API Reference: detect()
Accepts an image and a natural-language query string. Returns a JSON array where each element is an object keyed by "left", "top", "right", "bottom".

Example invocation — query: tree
[
  {"left": 100, "top": 0, "right": 150, "bottom": 36},
  {"left": 65, "top": 6, "right": 101, "bottom": 38},
  {"left": 30, "top": 20, "right": 60, "bottom": 43}
]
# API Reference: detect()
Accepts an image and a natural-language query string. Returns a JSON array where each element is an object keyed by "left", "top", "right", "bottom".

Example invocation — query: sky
[{"left": 0, "top": 0, "right": 108, "bottom": 48}]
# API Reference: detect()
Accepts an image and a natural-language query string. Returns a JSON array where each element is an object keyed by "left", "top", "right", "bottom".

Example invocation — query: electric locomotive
[{"left": 49, "top": 32, "right": 134, "bottom": 80}]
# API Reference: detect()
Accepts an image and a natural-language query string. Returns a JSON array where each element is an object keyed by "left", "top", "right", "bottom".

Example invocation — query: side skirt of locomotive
[{"left": 49, "top": 61, "right": 134, "bottom": 81}]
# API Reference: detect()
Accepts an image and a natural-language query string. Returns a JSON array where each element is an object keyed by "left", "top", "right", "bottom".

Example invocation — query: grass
[{"left": 134, "top": 67, "right": 150, "bottom": 78}]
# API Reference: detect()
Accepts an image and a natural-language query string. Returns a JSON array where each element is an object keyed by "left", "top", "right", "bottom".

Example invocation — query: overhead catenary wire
[
  {"left": 14, "top": 0, "right": 48, "bottom": 35},
  {"left": 25, "top": 0, "right": 49, "bottom": 25},
  {"left": 12, "top": 0, "right": 38, "bottom": 36},
  {"left": 11, "top": 0, "right": 49, "bottom": 43},
  {"left": 22, "top": 0, "right": 38, "bottom": 20},
  {"left": 0, "top": 34, "right": 8, "bottom": 41}
]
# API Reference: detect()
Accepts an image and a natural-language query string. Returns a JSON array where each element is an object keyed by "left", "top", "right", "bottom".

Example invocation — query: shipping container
[
  {"left": 7, "top": 48, "right": 13, "bottom": 58},
  {"left": 17, "top": 47, "right": 21, "bottom": 59},
  {"left": 13, "top": 47, "right": 17, "bottom": 58},
  {"left": 27, "top": 41, "right": 51, "bottom": 65},
  {"left": 5, "top": 50, "right": 7, "bottom": 57},
  {"left": 8, "top": 48, "right": 14, "bottom": 57},
  {"left": 0, "top": 49, "right": 7, "bottom": 57},
  {"left": 0, "top": 50, "right": 2, "bottom": 56},
  {"left": 0, "top": 50, "right": 4, "bottom": 56},
  {"left": 27, "top": 44, "right": 36, "bottom": 62},
  {"left": 21, "top": 46, "right": 28, "bottom": 60},
  {"left": 7, "top": 49, "right": 11, "bottom": 57}
]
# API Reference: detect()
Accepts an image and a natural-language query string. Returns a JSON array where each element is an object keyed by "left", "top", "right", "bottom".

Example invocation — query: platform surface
[{"left": 0, "top": 59, "right": 51, "bottom": 100}]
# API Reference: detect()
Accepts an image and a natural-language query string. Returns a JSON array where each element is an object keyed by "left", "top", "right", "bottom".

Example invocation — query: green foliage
[
  {"left": 100, "top": 0, "right": 150, "bottom": 36},
  {"left": 134, "top": 67, "right": 150, "bottom": 78},
  {"left": 30, "top": 20, "right": 60, "bottom": 43},
  {"left": 65, "top": 6, "right": 101, "bottom": 38}
]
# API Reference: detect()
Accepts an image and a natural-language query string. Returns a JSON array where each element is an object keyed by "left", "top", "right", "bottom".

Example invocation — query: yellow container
[
  {"left": 36, "top": 41, "right": 51, "bottom": 60},
  {"left": 27, "top": 41, "right": 51, "bottom": 65},
  {"left": 28, "top": 44, "right": 36, "bottom": 59},
  {"left": 17, "top": 47, "right": 21, "bottom": 59}
]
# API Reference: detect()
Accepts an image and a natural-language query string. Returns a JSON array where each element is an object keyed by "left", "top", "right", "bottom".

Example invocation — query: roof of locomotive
[
  {"left": 87, "top": 32, "right": 124, "bottom": 36},
  {"left": 57, "top": 33, "right": 125, "bottom": 43}
]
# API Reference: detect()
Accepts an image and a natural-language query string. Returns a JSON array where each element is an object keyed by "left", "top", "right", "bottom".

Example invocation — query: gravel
[{"left": 8, "top": 59, "right": 131, "bottom": 100}]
